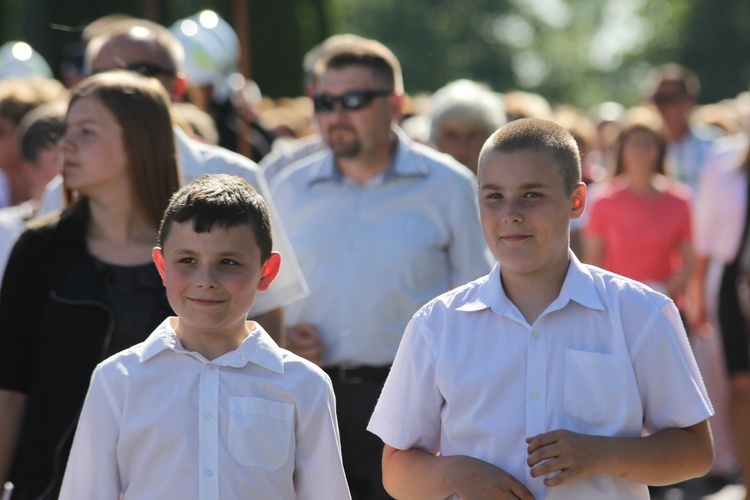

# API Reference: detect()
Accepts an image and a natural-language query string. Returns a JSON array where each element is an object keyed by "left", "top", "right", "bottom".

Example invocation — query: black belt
[{"left": 323, "top": 365, "right": 391, "bottom": 384}]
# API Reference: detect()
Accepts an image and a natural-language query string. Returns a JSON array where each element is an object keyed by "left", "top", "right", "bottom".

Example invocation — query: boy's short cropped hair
[
  {"left": 158, "top": 173, "right": 273, "bottom": 263},
  {"left": 479, "top": 117, "right": 581, "bottom": 194}
]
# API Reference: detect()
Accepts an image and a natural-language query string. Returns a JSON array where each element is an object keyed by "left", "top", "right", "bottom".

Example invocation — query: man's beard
[{"left": 326, "top": 124, "right": 362, "bottom": 158}]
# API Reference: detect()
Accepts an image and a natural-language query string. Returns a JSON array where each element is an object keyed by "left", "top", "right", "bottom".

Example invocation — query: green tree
[{"left": 336, "top": 0, "right": 750, "bottom": 109}]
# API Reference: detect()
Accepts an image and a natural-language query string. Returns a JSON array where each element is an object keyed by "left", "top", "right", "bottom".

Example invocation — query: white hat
[
  {"left": 169, "top": 10, "right": 240, "bottom": 102},
  {"left": 0, "top": 41, "right": 53, "bottom": 79}
]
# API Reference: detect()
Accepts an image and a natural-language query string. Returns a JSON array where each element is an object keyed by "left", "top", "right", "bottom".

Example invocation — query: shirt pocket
[
  {"left": 563, "top": 350, "right": 628, "bottom": 426},
  {"left": 228, "top": 397, "right": 294, "bottom": 470}
]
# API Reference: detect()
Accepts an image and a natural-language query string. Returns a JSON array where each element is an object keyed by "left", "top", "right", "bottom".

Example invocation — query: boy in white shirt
[
  {"left": 60, "top": 174, "right": 350, "bottom": 499},
  {"left": 367, "top": 118, "right": 715, "bottom": 499}
]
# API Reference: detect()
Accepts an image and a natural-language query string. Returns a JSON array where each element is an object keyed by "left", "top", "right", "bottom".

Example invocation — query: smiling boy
[
  {"left": 59, "top": 174, "right": 350, "bottom": 499},
  {"left": 367, "top": 118, "right": 714, "bottom": 499}
]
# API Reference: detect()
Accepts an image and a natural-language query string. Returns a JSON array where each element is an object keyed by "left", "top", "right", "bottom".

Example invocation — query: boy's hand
[
  {"left": 444, "top": 455, "right": 534, "bottom": 499},
  {"left": 286, "top": 323, "right": 324, "bottom": 365},
  {"left": 526, "top": 430, "right": 604, "bottom": 487}
]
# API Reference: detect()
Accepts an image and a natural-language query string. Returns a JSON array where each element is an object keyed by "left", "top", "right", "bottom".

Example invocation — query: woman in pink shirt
[{"left": 584, "top": 106, "right": 693, "bottom": 300}]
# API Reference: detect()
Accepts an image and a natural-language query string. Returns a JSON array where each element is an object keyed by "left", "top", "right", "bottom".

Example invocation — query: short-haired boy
[
  {"left": 367, "top": 118, "right": 714, "bottom": 499},
  {"left": 60, "top": 174, "right": 351, "bottom": 499}
]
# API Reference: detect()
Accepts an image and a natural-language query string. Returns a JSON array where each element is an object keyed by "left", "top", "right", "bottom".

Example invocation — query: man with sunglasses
[
  {"left": 270, "top": 39, "right": 492, "bottom": 499},
  {"left": 642, "top": 63, "right": 721, "bottom": 192}
]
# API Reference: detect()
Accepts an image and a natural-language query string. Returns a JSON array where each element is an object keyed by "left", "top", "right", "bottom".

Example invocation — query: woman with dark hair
[
  {"left": 584, "top": 105, "right": 694, "bottom": 300},
  {"left": 0, "top": 70, "right": 180, "bottom": 499}
]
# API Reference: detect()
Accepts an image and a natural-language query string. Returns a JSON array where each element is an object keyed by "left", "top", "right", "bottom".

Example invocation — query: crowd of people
[{"left": 0, "top": 9, "right": 748, "bottom": 500}]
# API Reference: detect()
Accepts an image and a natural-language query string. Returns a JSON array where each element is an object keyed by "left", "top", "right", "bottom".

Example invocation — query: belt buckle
[{"left": 338, "top": 365, "right": 364, "bottom": 384}]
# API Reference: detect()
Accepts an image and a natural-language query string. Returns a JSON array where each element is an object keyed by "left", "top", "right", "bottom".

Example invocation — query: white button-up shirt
[
  {"left": 368, "top": 255, "right": 713, "bottom": 499},
  {"left": 271, "top": 128, "right": 494, "bottom": 366},
  {"left": 60, "top": 318, "right": 350, "bottom": 500}
]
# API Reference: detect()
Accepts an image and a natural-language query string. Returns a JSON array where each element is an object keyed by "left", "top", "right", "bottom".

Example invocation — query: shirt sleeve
[
  {"left": 367, "top": 311, "right": 444, "bottom": 453},
  {"left": 293, "top": 375, "right": 351, "bottom": 499},
  {"left": 627, "top": 298, "right": 714, "bottom": 433},
  {"left": 59, "top": 365, "right": 122, "bottom": 499}
]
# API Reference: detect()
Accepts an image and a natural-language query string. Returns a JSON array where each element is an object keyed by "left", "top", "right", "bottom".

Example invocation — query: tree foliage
[
  {"left": 336, "top": 0, "right": 750, "bottom": 109},
  {"left": 1, "top": 0, "right": 748, "bottom": 107}
]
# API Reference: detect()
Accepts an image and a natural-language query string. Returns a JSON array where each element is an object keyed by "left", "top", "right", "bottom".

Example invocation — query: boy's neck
[
  {"left": 171, "top": 317, "right": 254, "bottom": 361},
  {"left": 500, "top": 257, "right": 570, "bottom": 325}
]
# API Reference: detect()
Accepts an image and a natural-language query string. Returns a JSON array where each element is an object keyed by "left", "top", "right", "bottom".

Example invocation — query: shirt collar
[
  {"left": 139, "top": 318, "right": 285, "bottom": 373},
  {"left": 307, "top": 125, "right": 429, "bottom": 186},
  {"left": 456, "top": 252, "right": 605, "bottom": 315}
]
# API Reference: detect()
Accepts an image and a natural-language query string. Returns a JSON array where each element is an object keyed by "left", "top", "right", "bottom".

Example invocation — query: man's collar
[
  {"left": 307, "top": 125, "right": 429, "bottom": 186},
  {"left": 139, "top": 318, "right": 285, "bottom": 373}
]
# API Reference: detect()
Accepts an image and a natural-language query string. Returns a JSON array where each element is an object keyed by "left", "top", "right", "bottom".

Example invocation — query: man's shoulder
[
  {"left": 269, "top": 149, "right": 330, "bottom": 189},
  {"left": 401, "top": 136, "right": 476, "bottom": 182},
  {"left": 176, "top": 128, "right": 264, "bottom": 185}
]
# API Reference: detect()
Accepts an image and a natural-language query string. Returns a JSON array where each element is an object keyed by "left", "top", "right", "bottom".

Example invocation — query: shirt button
[
  {"left": 207, "top": 364, "right": 216, "bottom": 370},
  {"left": 531, "top": 331, "right": 540, "bottom": 340},
  {"left": 204, "top": 469, "right": 213, "bottom": 477},
  {"left": 532, "top": 391, "right": 541, "bottom": 400},
  {"left": 204, "top": 411, "right": 213, "bottom": 420}
]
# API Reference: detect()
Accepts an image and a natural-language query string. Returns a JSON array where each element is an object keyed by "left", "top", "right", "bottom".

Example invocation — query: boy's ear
[
  {"left": 570, "top": 182, "right": 587, "bottom": 220},
  {"left": 152, "top": 247, "right": 167, "bottom": 283},
  {"left": 257, "top": 252, "right": 281, "bottom": 292}
]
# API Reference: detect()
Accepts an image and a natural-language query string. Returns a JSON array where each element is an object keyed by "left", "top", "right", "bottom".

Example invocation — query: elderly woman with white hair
[{"left": 428, "top": 78, "right": 507, "bottom": 172}]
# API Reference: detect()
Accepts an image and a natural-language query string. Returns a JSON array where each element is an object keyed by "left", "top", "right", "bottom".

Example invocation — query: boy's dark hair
[
  {"left": 158, "top": 174, "right": 273, "bottom": 263},
  {"left": 479, "top": 118, "right": 581, "bottom": 193}
]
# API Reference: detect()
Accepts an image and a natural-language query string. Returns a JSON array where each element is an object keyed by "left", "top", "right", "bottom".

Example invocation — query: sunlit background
[{"left": 0, "top": 0, "right": 747, "bottom": 109}]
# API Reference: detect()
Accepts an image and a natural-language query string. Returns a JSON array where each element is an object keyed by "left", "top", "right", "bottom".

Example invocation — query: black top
[{"left": 0, "top": 202, "right": 173, "bottom": 499}]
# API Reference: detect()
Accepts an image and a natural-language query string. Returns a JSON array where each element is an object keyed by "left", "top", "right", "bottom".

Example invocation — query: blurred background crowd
[{"left": 1, "top": 1, "right": 750, "bottom": 499}]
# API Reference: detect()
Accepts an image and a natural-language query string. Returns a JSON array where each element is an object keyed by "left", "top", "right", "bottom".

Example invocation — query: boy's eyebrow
[
  {"left": 171, "top": 248, "right": 248, "bottom": 258},
  {"left": 479, "top": 181, "right": 550, "bottom": 191}
]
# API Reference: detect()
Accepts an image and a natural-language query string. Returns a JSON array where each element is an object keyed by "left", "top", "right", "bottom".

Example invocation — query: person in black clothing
[{"left": 0, "top": 71, "right": 180, "bottom": 499}]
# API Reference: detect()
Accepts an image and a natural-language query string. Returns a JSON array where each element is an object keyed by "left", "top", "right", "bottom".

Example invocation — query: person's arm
[
  {"left": 382, "top": 445, "right": 533, "bottom": 499},
  {"left": 686, "top": 254, "right": 711, "bottom": 333},
  {"left": 285, "top": 324, "right": 324, "bottom": 365},
  {"left": 249, "top": 307, "right": 285, "bottom": 346},
  {"left": 664, "top": 239, "right": 695, "bottom": 299},
  {"left": 0, "top": 389, "right": 26, "bottom": 484},
  {"left": 526, "top": 419, "right": 713, "bottom": 487}
]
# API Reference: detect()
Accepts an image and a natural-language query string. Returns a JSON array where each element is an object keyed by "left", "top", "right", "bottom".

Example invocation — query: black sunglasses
[
  {"left": 313, "top": 90, "right": 392, "bottom": 114},
  {"left": 93, "top": 62, "right": 176, "bottom": 79}
]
